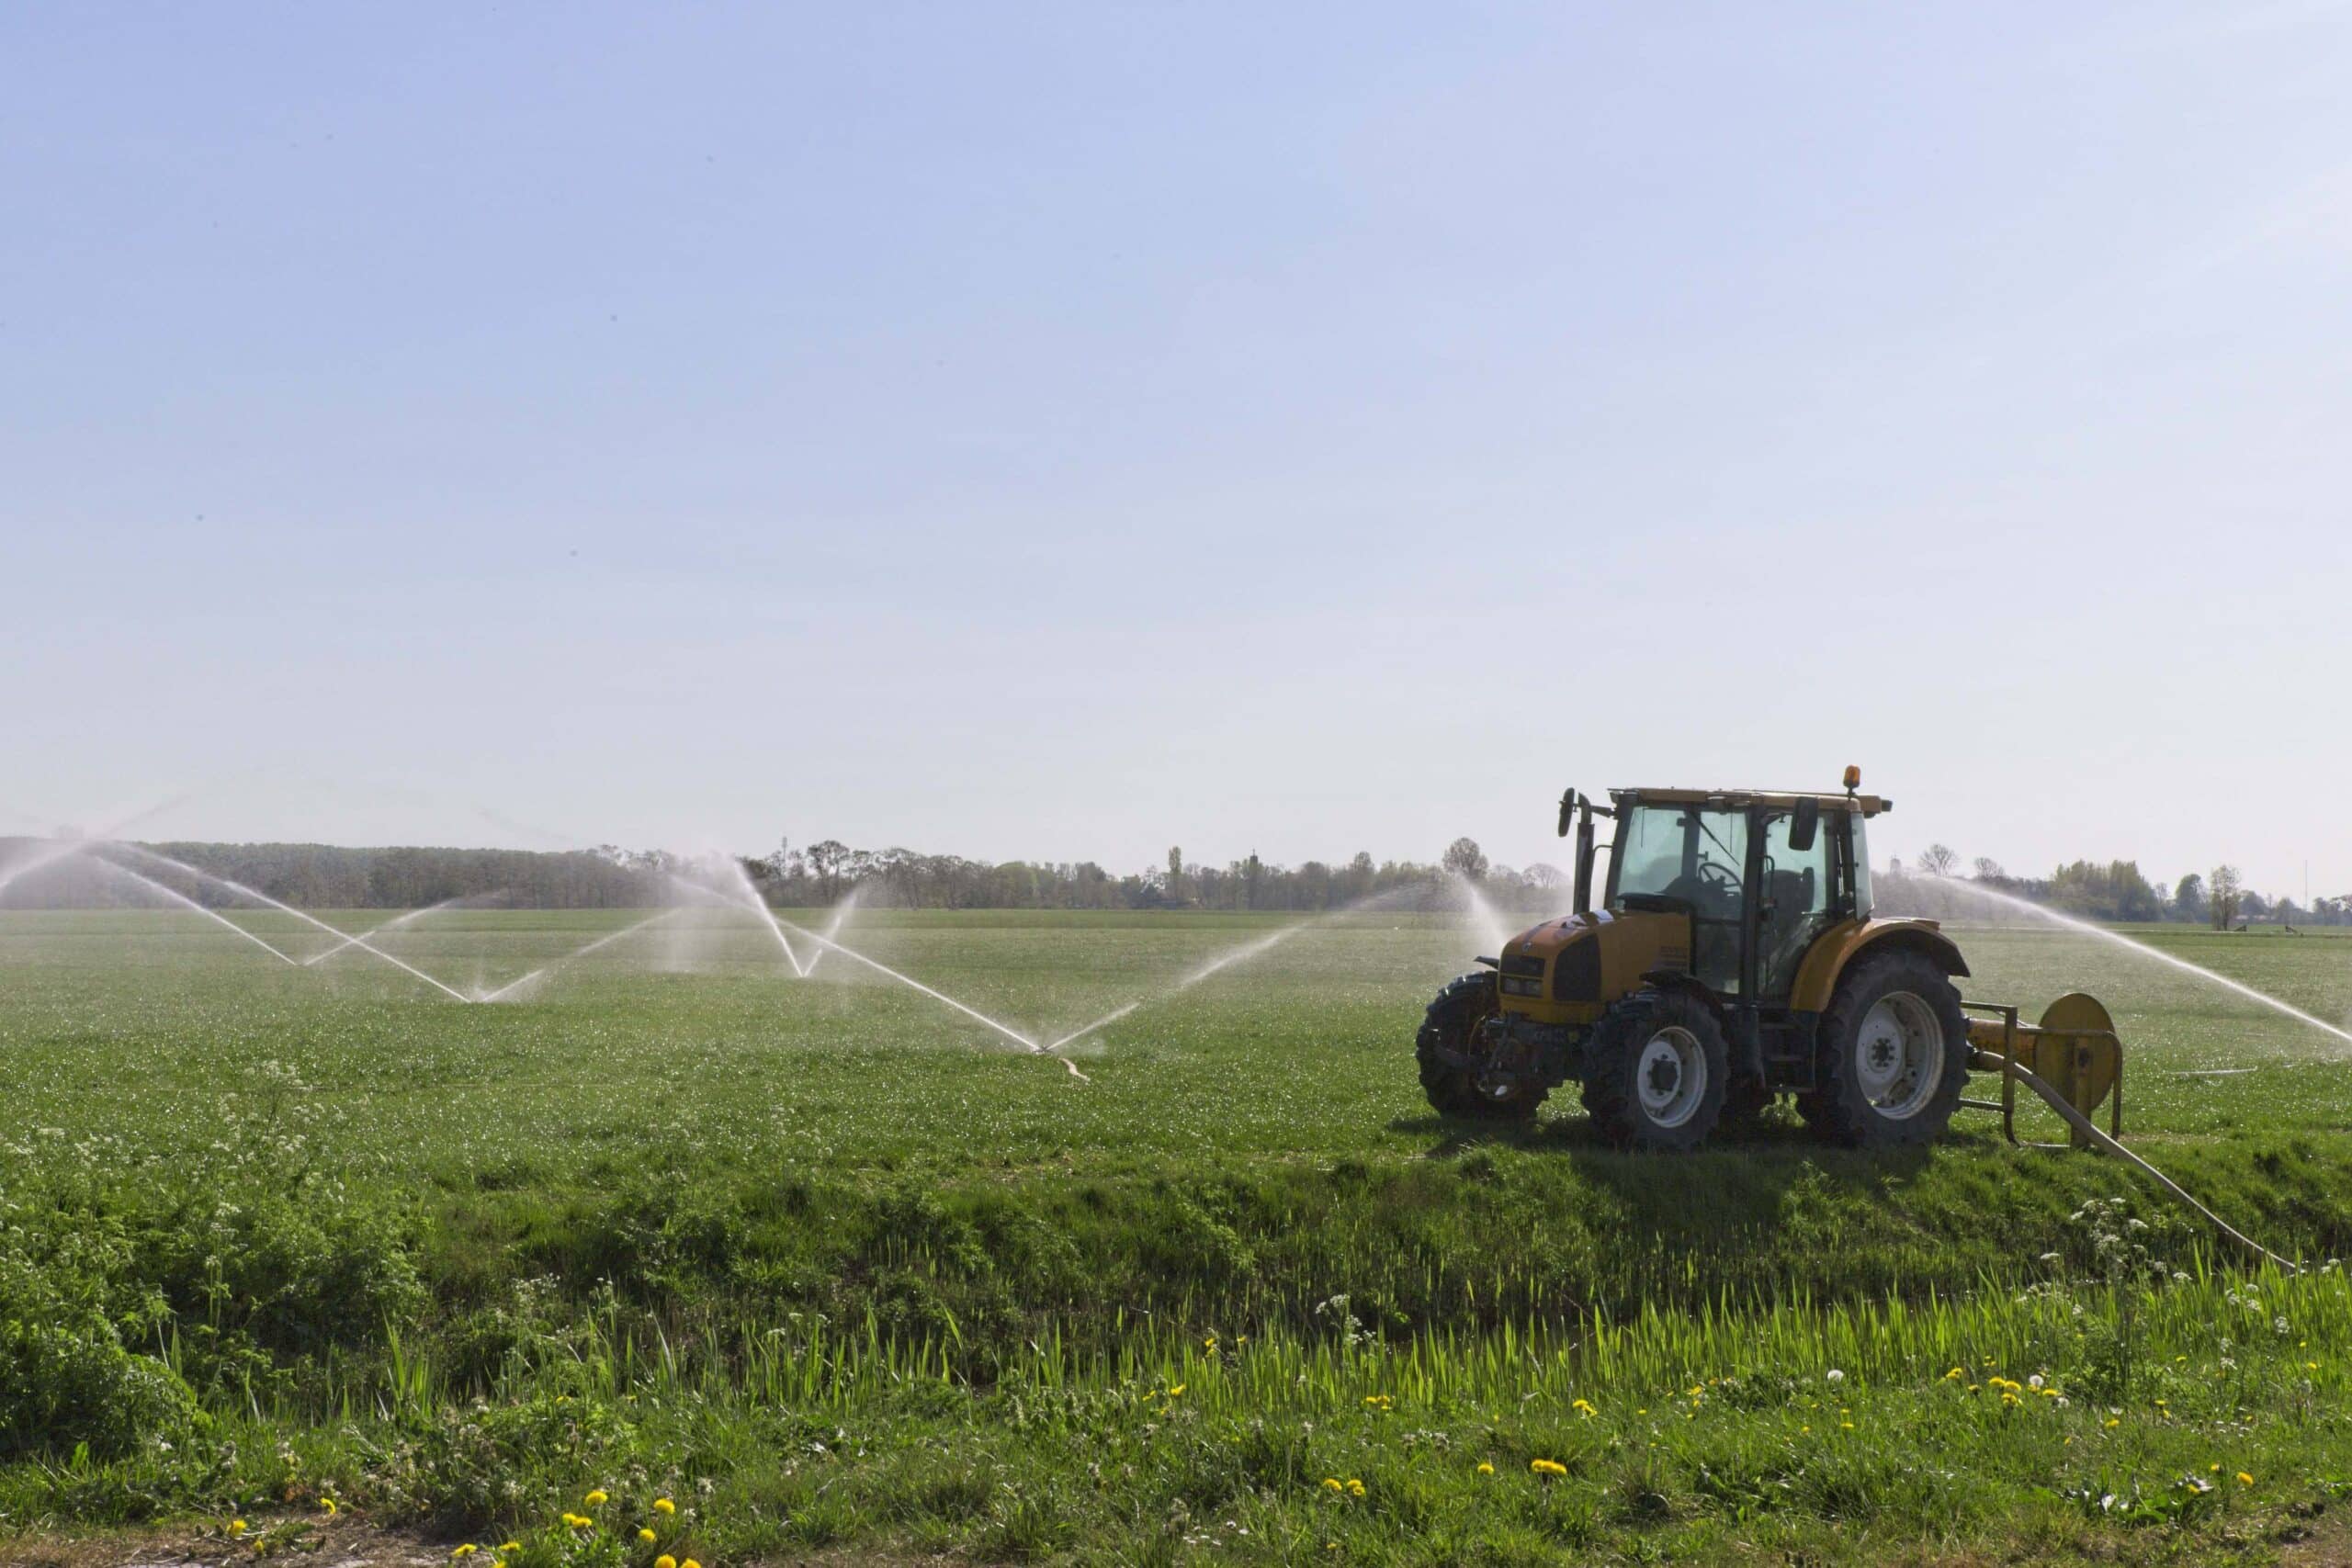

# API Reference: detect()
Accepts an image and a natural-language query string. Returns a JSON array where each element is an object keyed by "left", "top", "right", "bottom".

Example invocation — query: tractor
[{"left": 1419, "top": 770, "right": 2002, "bottom": 1149}]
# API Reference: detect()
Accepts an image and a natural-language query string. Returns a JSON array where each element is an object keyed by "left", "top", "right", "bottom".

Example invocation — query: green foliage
[{"left": 0, "top": 908, "right": 2349, "bottom": 1559}]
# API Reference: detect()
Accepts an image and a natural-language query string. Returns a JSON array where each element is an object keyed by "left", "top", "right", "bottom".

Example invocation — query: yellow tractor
[{"left": 1419, "top": 770, "right": 2120, "bottom": 1150}]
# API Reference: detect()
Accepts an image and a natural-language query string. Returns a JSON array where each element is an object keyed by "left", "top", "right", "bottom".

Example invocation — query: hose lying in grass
[{"left": 1998, "top": 1058, "right": 2299, "bottom": 1272}]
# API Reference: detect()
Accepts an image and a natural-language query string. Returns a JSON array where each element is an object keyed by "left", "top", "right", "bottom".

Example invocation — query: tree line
[
  {"left": 6, "top": 831, "right": 2331, "bottom": 927},
  {"left": 0, "top": 835, "right": 1564, "bottom": 914},
  {"left": 1886, "top": 845, "right": 2347, "bottom": 928}
]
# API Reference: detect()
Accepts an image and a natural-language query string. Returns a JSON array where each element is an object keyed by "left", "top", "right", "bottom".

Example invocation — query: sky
[{"left": 4, "top": 3, "right": 2350, "bottom": 897}]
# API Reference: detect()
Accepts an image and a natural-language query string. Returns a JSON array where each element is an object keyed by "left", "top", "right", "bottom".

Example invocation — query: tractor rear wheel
[
  {"left": 1801, "top": 950, "right": 1969, "bottom": 1147},
  {"left": 1417, "top": 972, "right": 1547, "bottom": 1121},
  {"left": 1580, "top": 989, "right": 1729, "bottom": 1151}
]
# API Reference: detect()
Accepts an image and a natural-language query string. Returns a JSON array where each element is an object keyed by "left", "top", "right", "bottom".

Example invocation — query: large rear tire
[
  {"left": 1579, "top": 989, "right": 1729, "bottom": 1151},
  {"left": 1418, "top": 972, "right": 1546, "bottom": 1121},
  {"left": 1800, "top": 950, "right": 1969, "bottom": 1147}
]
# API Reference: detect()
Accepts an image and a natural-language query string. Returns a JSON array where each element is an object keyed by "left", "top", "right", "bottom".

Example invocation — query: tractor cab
[
  {"left": 1419, "top": 770, "right": 1976, "bottom": 1151},
  {"left": 1594, "top": 786, "right": 1874, "bottom": 1004}
]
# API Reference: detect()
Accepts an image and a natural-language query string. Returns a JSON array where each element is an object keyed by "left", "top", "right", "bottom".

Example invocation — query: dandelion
[
  {"left": 1826, "top": 1369, "right": 1844, "bottom": 1384},
  {"left": 639, "top": 1529, "right": 659, "bottom": 1543},
  {"left": 321, "top": 1498, "right": 338, "bottom": 1517},
  {"left": 2307, "top": 1361, "right": 2320, "bottom": 1372},
  {"left": 653, "top": 1499, "right": 676, "bottom": 1516},
  {"left": 230, "top": 1521, "right": 247, "bottom": 1535},
  {"left": 1571, "top": 1398, "right": 1596, "bottom": 1417},
  {"left": 2105, "top": 1417, "right": 2121, "bottom": 1429},
  {"left": 2237, "top": 1472, "right": 2255, "bottom": 1486},
  {"left": 498, "top": 1546, "right": 520, "bottom": 1555},
  {"left": 1169, "top": 1383, "right": 1186, "bottom": 1397},
  {"left": 1943, "top": 1367, "right": 1962, "bottom": 1382},
  {"left": 1531, "top": 1459, "right": 1567, "bottom": 1478},
  {"left": 1323, "top": 1478, "right": 1344, "bottom": 1492},
  {"left": 683, "top": 1560, "right": 702, "bottom": 1568},
  {"left": 1347, "top": 1479, "right": 1366, "bottom": 1497},
  {"left": 453, "top": 1549, "right": 478, "bottom": 1560},
  {"left": 657, "top": 1559, "right": 678, "bottom": 1568},
  {"left": 1476, "top": 1462, "right": 1494, "bottom": 1475},
  {"left": 585, "top": 1490, "right": 609, "bottom": 1507}
]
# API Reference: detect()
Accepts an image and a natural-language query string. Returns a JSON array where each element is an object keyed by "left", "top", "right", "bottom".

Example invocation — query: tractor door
[{"left": 1757, "top": 807, "right": 1838, "bottom": 999}]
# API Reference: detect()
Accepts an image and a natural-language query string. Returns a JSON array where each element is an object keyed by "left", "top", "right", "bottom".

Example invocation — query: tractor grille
[{"left": 1551, "top": 941, "right": 1602, "bottom": 1002}]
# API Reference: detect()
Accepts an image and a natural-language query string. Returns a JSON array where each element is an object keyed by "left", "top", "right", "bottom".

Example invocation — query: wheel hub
[
  {"left": 1854, "top": 991, "right": 1943, "bottom": 1119},
  {"left": 1634, "top": 1025, "right": 1707, "bottom": 1129}
]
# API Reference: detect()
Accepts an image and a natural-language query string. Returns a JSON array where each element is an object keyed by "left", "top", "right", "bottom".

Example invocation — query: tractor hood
[{"left": 1495, "top": 907, "right": 1692, "bottom": 1022}]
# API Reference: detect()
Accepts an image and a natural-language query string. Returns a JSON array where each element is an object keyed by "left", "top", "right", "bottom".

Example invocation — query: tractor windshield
[{"left": 1611, "top": 805, "right": 1746, "bottom": 921}]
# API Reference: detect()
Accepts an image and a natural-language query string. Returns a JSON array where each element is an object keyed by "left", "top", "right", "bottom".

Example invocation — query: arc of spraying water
[
  {"left": 109, "top": 844, "right": 475, "bottom": 1003},
  {"left": 93, "top": 858, "right": 303, "bottom": 966},
  {"left": 303, "top": 893, "right": 486, "bottom": 966},
  {"left": 477, "top": 908, "right": 682, "bottom": 1002},
  {"left": 1042, "top": 883, "right": 1447, "bottom": 1056},
  {"left": 1927, "top": 874, "right": 2352, "bottom": 1052}
]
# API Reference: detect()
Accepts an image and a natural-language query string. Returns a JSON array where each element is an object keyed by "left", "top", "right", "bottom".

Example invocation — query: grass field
[{"left": 2, "top": 907, "right": 2350, "bottom": 1564}]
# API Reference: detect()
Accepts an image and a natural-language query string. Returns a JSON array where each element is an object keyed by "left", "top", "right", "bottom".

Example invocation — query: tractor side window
[
  {"left": 1759, "top": 809, "right": 1836, "bottom": 998},
  {"left": 1849, "top": 817, "right": 1873, "bottom": 918}
]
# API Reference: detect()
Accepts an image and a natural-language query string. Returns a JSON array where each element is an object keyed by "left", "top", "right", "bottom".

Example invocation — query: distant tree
[
  {"left": 1917, "top": 844, "right": 1959, "bottom": 879},
  {"left": 1972, "top": 857, "right": 2006, "bottom": 882},
  {"left": 2173, "top": 873, "right": 2206, "bottom": 925},
  {"left": 1241, "top": 852, "right": 1263, "bottom": 909},
  {"left": 805, "top": 840, "right": 852, "bottom": 902},
  {"left": 2209, "top": 864, "right": 2243, "bottom": 931},
  {"left": 1523, "top": 863, "right": 1566, "bottom": 891},
  {"left": 1166, "top": 846, "right": 1183, "bottom": 903},
  {"left": 1442, "top": 837, "right": 1490, "bottom": 882}
]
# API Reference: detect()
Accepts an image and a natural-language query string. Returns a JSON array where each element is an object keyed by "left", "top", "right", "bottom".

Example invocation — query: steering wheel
[{"left": 1666, "top": 861, "right": 1740, "bottom": 916}]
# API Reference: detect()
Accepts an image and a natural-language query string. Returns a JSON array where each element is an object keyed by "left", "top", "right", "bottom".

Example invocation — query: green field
[{"left": 3, "top": 908, "right": 2350, "bottom": 1564}]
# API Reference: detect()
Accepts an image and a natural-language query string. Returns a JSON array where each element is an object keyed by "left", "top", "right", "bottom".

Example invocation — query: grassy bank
[{"left": 3, "top": 909, "right": 2349, "bottom": 1561}]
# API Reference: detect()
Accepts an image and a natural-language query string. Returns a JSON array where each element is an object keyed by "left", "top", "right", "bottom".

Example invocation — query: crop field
[{"left": 4, "top": 908, "right": 2351, "bottom": 1564}]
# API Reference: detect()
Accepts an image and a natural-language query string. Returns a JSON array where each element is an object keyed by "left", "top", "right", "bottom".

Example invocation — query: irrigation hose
[{"left": 1994, "top": 1059, "right": 2299, "bottom": 1272}]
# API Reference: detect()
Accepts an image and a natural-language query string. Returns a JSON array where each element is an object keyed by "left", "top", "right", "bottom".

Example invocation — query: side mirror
[
  {"left": 1788, "top": 797, "right": 1820, "bottom": 853},
  {"left": 1557, "top": 789, "right": 1578, "bottom": 838}
]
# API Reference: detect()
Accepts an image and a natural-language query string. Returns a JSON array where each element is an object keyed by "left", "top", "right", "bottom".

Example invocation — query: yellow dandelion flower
[
  {"left": 2105, "top": 1417, "right": 2120, "bottom": 1429},
  {"left": 584, "top": 1490, "right": 608, "bottom": 1507},
  {"left": 1322, "top": 1477, "right": 1344, "bottom": 1492},
  {"left": 2307, "top": 1361, "right": 2321, "bottom": 1372},
  {"left": 1571, "top": 1398, "right": 1596, "bottom": 1416},
  {"left": 1840, "top": 1421, "right": 1855, "bottom": 1430},
  {"left": 2237, "top": 1472, "right": 2255, "bottom": 1486},
  {"left": 656, "top": 1558, "right": 678, "bottom": 1568},
  {"left": 653, "top": 1499, "right": 675, "bottom": 1516},
  {"left": 231, "top": 1521, "right": 248, "bottom": 1535},
  {"left": 1476, "top": 1462, "right": 1494, "bottom": 1475},
  {"left": 682, "top": 1560, "right": 702, "bottom": 1568},
  {"left": 322, "top": 1498, "right": 338, "bottom": 1517},
  {"left": 1800, "top": 1425, "right": 1809, "bottom": 1434},
  {"left": 498, "top": 1546, "right": 520, "bottom": 1555},
  {"left": 1347, "top": 1479, "right": 1366, "bottom": 1497},
  {"left": 1944, "top": 1367, "right": 1962, "bottom": 1382},
  {"left": 1169, "top": 1383, "right": 1185, "bottom": 1396},
  {"left": 453, "top": 1549, "right": 478, "bottom": 1561},
  {"left": 1531, "top": 1459, "right": 1567, "bottom": 1477},
  {"left": 639, "top": 1529, "right": 659, "bottom": 1543}
]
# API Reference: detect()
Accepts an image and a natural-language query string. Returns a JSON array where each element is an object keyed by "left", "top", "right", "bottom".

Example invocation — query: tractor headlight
[{"left": 1499, "top": 976, "right": 1543, "bottom": 998}]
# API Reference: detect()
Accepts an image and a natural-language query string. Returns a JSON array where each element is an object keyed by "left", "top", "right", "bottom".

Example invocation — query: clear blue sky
[{"left": 5, "top": 4, "right": 2349, "bottom": 897}]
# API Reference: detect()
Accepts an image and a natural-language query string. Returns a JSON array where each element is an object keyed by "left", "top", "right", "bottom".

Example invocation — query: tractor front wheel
[
  {"left": 1580, "top": 989, "right": 1730, "bottom": 1151},
  {"left": 1801, "top": 950, "right": 1969, "bottom": 1147},
  {"left": 1417, "top": 973, "right": 1547, "bottom": 1121}
]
